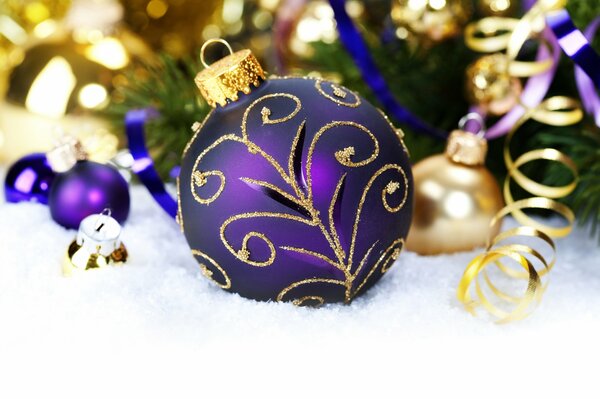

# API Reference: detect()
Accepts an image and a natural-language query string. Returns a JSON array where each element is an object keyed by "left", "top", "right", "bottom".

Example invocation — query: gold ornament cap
[
  {"left": 195, "top": 39, "right": 266, "bottom": 108},
  {"left": 445, "top": 113, "right": 488, "bottom": 166},
  {"left": 63, "top": 209, "right": 128, "bottom": 275},
  {"left": 47, "top": 134, "right": 88, "bottom": 173}
]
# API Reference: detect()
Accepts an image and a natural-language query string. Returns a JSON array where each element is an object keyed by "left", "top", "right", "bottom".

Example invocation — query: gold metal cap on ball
[
  {"left": 406, "top": 124, "right": 503, "bottom": 255},
  {"left": 194, "top": 39, "right": 266, "bottom": 108},
  {"left": 445, "top": 129, "right": 487, "bottom": 166}
]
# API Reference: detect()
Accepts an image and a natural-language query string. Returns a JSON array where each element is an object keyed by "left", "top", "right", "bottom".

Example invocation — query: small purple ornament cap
[
  {"left": 4, "top": 153, "right": 56, "bottom": 204},
  {"left": 49, "top": 161, "right": 131, "bottom": 229}
]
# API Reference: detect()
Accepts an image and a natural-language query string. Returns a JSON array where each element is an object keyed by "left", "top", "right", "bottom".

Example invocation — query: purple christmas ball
[
  {"left": 4, "top": 153, "right": 56, "bottom": 204},
  {"left": 179, "top": 77, "right": 413, "bottom": 304},
  {"left": 49, "top": 161, "right": 130, "bottom": 229}
]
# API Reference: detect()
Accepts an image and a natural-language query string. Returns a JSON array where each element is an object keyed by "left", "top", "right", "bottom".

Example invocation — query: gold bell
[{"left": 63, "top": 209, "right": 128, "bottom": 275}]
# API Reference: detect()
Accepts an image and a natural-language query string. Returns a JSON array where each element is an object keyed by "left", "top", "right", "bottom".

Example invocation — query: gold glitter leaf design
[
  {"left": 335, "top": 146, "right": 356, "bottom": 165},
  {"left": 188, "top": 90, "right": 409, "bottom": 303}
]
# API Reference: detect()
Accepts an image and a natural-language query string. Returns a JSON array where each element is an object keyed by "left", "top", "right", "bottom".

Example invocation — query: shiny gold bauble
[
  {"left": 465, "top": 53, "right": 522, "bottom": 116},
  {"left": 406, "top": 129, "right": 504, "bottom": 255},
  {"left": 0, "top": 0, "right": 71, "bottom": 59},
  {"left": 0, "top": 0, "right": 72, "bottom": 95},
  {"left": 391, "top": 0, "right": 472, "bottom": 42},
  {"left": 288, "top": 0, "right": 338, "bottom": 60},
  {"left": 120, "top": 0, "right": 222, "bottom": 58},
  {"left": 0, "top": 27, "right": 149, "bottom": 163},
  {"left": 274, "top": 0, "right": 364, "bottom": 73},
  {"left": 477, "top": 0, "right": 516, "bottom": 16}
]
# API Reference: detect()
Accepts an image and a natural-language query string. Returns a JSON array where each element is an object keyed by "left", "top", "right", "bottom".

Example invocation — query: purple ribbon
[
  {"left": 328, "top": 0, "right": 447, "bottom": 139},
  {"left": 575, "top": 18, "right": 600, "bottom": 127},
  {"left": 125, "top": 109, "right": 178, "bottom": 219},
  {"left": 548, "top": 10, "right": 600, "bottom": 92},
  {"left": 329, "top": 0, "right": 559, "bottom": 140}
]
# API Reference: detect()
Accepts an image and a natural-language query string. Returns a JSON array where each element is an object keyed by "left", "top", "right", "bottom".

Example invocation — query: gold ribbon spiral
[
  {"left": 464, "top": 0, "right": 565, "bottom": 79},
  {"left": 457, "top": 96, "right": 582, "bottom": 323},
  {"left": 457, "top": 0, "right": 582, "bottom": 323}
]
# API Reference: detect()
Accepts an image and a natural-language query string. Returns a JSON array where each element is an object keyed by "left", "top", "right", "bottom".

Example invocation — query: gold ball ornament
[
  {"left": 406, "top": 119, "right": 504, "bottom": 255},
  {"left": 391, "top": 0, "right": 472, "bottom": 42},
  {"left": 465, "top": 53, "right": 522, "bottom": 116},
  {"left": 0, "top": 24, "right": 150, "bottom": 163},
  {"left": 287, "top": 0, "right": 339, "bottom": 60},
  {"left": 0, "top": 0, "right": 72, "bottom": 96},
  {"left": 0, "top": 0, "right": 72, "bottom": 63}
]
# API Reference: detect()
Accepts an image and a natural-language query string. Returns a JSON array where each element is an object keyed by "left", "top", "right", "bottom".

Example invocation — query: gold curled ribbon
[
  {"left": 464, "top": 0, "right": 565, "bottom": 79},
  {"left": 457, "top": 96, "right": 582, "bottom": 323}
]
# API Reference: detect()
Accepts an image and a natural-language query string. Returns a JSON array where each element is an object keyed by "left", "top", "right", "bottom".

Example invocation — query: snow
[{"left": 1, "top": 173, "right": 599, "bottom": 398}]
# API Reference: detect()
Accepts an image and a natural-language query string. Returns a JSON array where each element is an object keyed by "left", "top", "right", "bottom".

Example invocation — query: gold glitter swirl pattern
[
  {"left": 192, "top": 249, "right": 232, "bottom": 289},
  {"left": 457, "top": 96, "right": 582, "bottom": 323},
  {"left": 293, "top": 296, "right": 325, "bottom": 307},
  {"left": 242, "top": 93, "right": 302, "bottom": 138},
  {"left": 186, "top": 86, "right": 410, "bottom": 303},
  {"left": 382, "top": 176, "right": 408, "bottom": 213},
  {"left": 177, "top": 176, "right": 184, "bottom": 233},
  {"left": 354, "top": 238, "right": 405, "bottom": 296},
  {"left": 376, "top": 108, "right": 409, "bottom": 154},
  {"left": 315, "top": 79, "right": 361, "bottom": 107},
  {"left": 220, "top": 212, "right": 317, "bottom": 267},
  {"left": 183, "top": 109, "right": 214, "bottom": 159},
  {"left": 306, "top": 121, "right": 380, "bottom": 200},
  {"left": 190, "top": 134, "right": 244, "bottom": 205},
  {"left": 348, "top": 164, "right": 409, "bottom": 267},
  {"left": 276, "top": 278, "right": 347, "bottom": 303}
]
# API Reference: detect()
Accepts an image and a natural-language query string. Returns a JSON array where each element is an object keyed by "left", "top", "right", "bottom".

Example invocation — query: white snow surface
[{"left": 1, "top": 175, "right": 599, "bottom": 398}]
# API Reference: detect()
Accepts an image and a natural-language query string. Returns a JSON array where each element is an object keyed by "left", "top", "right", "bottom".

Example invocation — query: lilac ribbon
[
  {"left": 575, "top": 18, "right": 600, "bottom": 126},
  {"left": 482, "top": 27, "right": 560, "bottom": 139},
  {"left": 125, "top": 109, "right": 178, "bottom": 219}
]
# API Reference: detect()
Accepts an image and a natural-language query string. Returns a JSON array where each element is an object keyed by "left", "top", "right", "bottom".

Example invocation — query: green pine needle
[{"left": 105, "top": 54, "right": 210, "bottom": 178}]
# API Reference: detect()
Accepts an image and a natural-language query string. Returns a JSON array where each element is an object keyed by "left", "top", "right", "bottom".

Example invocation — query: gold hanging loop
[{"left": 200, "top": 38, "right": 234, "bottom": 69}]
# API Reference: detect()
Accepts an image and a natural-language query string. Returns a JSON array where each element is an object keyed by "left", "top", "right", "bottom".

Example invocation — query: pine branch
[
  {"left": 104, "top": 54, "right": 210, "bottom": 178},
  {"left": 567, "top": 0, "right": 600, "bottom": 31},
  {"left": 534, "top": 123, "right": 600, "bottom": 240}
]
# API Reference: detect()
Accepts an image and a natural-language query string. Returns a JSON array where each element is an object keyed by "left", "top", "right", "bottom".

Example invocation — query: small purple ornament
[
  {"left": 49, "top": 161, "right": 130, "bottom": 229},
  {"left": 4, "top": 153, "right": 56, "bottom": 204},
  {"left": 180, "top": 74, "right": 413, "bottom": 304}
]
